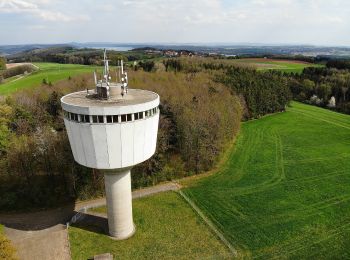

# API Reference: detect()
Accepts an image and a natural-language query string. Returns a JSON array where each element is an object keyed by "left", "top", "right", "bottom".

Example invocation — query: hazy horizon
[
  {"left": 2, "top": 42, "right": 350, "bottom": 48},
  {"left": 1, "top": 0, "right": 350, "bottom": 46}
]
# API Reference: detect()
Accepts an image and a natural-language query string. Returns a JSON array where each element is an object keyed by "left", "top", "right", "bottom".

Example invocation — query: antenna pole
[
  {"left": 118, "top": 60, "right": 121, "bottom": 82},
  {"left": 94, "top": 71, "right": 97, "bottom": 85}
]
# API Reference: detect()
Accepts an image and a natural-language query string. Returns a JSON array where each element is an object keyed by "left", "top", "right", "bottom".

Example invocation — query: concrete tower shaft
[{"left": 104, "top": 169, "right": 134, "bottom": 239}]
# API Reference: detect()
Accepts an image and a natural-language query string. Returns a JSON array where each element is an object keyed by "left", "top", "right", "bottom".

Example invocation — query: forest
[
  {"left": 6, "top": 47, "right": 160, "bottom": 65},
  {"left": 290, "top": 62, "right": 350, "bottom": 114},
  {"left": 0, "top": 58, "right": 292, "bottom": 211}
]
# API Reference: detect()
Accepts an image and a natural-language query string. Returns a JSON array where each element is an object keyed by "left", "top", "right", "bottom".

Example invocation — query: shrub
[
  {"left": 0, "top": 226, "right": 17, "bottom": 260},
  {"left": 0, "top": 57, "right": 6, "bottom": 70},
  {"left": 1, "top": 64, "right": 36, "bottom": 79}
]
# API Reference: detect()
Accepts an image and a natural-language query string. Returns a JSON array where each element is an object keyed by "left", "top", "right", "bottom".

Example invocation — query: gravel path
[{"left": 1, "top": 182, "right": 180, "bottom": 260}]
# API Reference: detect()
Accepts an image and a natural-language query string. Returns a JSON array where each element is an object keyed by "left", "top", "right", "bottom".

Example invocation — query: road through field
[{"left": 184, "top": 102, "right": 350, "bottom": 258}]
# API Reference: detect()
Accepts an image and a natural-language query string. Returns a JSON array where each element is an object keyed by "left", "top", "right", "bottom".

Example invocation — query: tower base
[{"left": 104, "top": 169, "right": 135, "bottom": 239}]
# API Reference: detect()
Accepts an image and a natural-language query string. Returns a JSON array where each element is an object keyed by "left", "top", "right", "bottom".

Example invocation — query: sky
[{"left": 0, "top": 0, "right": 350, "bottom": 46}]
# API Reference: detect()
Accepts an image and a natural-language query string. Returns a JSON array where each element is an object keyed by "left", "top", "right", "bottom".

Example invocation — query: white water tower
[{"left": 61, "top": 50, "right": 160, "bottom": 239}]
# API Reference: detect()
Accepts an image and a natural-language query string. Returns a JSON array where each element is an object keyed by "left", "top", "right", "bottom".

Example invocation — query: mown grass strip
[{"left": 177, "top": 190, "right": 238, "bottom": 257}]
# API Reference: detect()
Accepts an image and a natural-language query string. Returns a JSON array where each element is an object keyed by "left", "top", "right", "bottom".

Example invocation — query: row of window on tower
[{"left": 63, "top": 107, "right": 159, "bottom": 124}]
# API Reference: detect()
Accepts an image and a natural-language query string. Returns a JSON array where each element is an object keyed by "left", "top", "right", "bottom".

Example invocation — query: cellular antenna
[
  {"left": 103, "top": 49, "right": 110, "bottom": 83},
  {"left": 124, "top": 71, "right": 128, "bottom": 93},
  {"left": 95, "top": 49, "right": 111, "bottom": 99},
  {"left": 93, "top": 71, "right": 97, "bottom": 85}
]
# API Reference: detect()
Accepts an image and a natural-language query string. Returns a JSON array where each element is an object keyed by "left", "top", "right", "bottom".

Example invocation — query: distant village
[{"left": 142, "top": 48, "right": 236, "bottom": 58}]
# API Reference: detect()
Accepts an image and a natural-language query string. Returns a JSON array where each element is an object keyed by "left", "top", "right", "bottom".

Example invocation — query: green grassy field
[
  {"left": 231, "top": 58, "right": 323, "bottom": 74},
  {"left": 0, "top": 63, "right": 98, "bottom": 95},
  {"left": 69, "top": 192, "right": 230, "bottom": 259},
  {"left": 184, "top": 102, "right": 350, "bottom": 258}
]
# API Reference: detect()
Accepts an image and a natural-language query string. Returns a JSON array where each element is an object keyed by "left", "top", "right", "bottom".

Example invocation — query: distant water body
[{"left": 89, "top": 46, "right": 132, "bottom": 51}]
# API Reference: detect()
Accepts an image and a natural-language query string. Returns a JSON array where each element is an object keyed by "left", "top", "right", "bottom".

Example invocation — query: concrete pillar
[{"left": 104, "top": 169, "right": 135, "bottom": 239}]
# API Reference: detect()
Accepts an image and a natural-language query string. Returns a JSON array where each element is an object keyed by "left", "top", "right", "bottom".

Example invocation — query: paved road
[
  {"left": 1, "top": 182, "right": 180, "bottom": 260},
  {"left": 6, "top": 225, "right": 71, "bottom": 260}
]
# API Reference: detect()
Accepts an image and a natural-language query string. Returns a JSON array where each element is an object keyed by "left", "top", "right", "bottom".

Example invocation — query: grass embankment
[
  {"left": 0, "top": 63, "right": 97, "bottom": 95},
  {"left": 231, "top": 58, "right": 323, "bottom": 74},
  {"left": 184, "top": 102, "right": 350, "bottom": 258},
  {"left": 69, "top": 192, "right": 230, "bottom": 259}
]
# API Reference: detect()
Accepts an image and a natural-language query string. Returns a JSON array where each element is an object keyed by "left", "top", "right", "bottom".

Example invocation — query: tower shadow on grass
[
  {"left": 0, "top": 202, "right": 75, "bottom": 231},
  {"left": 70, "top": 212, "right": 109, "bottom": 236}
]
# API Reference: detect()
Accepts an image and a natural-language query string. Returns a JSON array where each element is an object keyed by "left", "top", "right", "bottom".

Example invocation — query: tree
[
  {"left": 302, "top": 79, "right": 315, "bottom": 97},
  {"left": 7, "top": 135, "right": 37, "bottom": 185},
  {"left": 0, "top": 57, "right": 6, "bottom": 70},
  {"left": 0, "top": 125, "right": 10, "bottom": 154},
  {"left": 0, "top": 104, "right": 14, "bottom": 154},
  {"left": 46, "top": 91, "right": 61, "bottom": 118},
  {"left": 328, "top": 96, "right": 336, "bottom": 108},
  {"left": 341, "top": 87, "right": 348, "bottom": 102},
  {"left": 138, "top": 61, "right": 155, "bottom": 72},
  {"left": 318, "top": 83, "right": 332, "bottom": 101}
]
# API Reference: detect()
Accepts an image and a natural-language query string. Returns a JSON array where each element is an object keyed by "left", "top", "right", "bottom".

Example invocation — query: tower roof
[
  {"left": 61, "top": 88, "right": 159, "bottom": 115},
  {"left": 61, "top": 88, "right": 158, "bottom": 108}
]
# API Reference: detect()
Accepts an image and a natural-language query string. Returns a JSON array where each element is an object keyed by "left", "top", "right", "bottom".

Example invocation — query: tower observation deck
[{"left": 61, "top": 50, "right": 160, "bottom": 239}]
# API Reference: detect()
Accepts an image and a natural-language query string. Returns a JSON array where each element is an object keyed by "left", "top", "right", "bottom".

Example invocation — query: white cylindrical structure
[
  {"left": 61, "top": 88, "right": 160, "bottom": 239},
  {"left": 104, "top": 169, "right": 134, "bottom": 239}
]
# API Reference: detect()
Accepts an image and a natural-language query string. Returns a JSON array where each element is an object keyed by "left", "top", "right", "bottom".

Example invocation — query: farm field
[
  {"left": 69, "top": 192, "right": 230, "bottom": 259},
  {"left": 231, "top": 58, "right": 323, "bottom": 73},
  {"left": 0, "top": 63, "right": 98, "bottom": 95},
  {"left": 184, "top": 102, "right": 350, "bottom": 258}
]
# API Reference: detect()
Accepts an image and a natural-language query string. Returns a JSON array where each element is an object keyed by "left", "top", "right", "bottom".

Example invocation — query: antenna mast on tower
[{"left": 93, "top": 49, "right": 128, "bottom": 99}]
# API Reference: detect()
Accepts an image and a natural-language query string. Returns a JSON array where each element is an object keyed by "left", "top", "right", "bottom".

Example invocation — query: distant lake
[{"left": 89, "top": 46, "right": 133, "bottom": 51}]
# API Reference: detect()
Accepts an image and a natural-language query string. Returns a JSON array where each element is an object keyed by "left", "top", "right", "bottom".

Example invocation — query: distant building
[{"left": 163, "top": 50, "right": 179, "bottom": 57}]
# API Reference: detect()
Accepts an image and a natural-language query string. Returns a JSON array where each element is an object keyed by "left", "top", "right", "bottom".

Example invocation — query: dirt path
[
  {"left": 1, "top": 182, "right": 180, "bottom": 260},
  {"left": 75, "top": 182, "right": 180, "bottom": 211},
  {"left": 5, "top": 63, "right": 38, "bottom": 69}
]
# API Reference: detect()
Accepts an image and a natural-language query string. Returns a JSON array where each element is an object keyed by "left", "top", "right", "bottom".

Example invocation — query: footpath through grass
[
  {"left": 0, "top": 63, "right": 97, "bottom": 95},
  {"left": 69, "top": 192, "right": 231, "bottom": 259},
  {"left": 184, "top": 102, "right": 350, "bottom": 258}
]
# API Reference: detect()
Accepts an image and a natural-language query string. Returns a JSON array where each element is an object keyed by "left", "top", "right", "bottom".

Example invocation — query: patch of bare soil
[{"left": 6, "top": 63, "right": 34, "bottom": 69}]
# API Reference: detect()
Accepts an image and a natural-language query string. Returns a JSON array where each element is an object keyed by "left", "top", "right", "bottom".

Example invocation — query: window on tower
[{"left": 63, "top": 106, "right": 158, "bottom": 124}]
